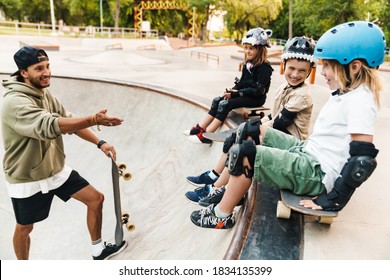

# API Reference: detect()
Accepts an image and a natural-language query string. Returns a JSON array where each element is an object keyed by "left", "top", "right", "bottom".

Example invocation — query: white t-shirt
[
  {"left": 304, "top": 85, "right": 377, "bottom": 192},
  {"left": 6, "top": 165, "right": 73, "bottom": 198}
]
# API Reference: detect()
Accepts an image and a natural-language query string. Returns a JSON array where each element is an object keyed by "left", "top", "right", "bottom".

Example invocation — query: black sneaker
[
  {"left": 190, "top": 204, "right": 235, "bottom": 229},
  {"left": 199, "top": 187, "right": 245, "bottom": 207},
  {"left": 92, "top": 240, "right": 127, "bottom": 260},
  {"left": 188, "top": 129, "right": 212, "bottom": 144},
  {"left": 183, "top": 124, "right": 202, "bottom": 136},
  {"left": 198, "top": 186, "right": 226, "bottom": 207},
  {"left": 185, "top": 185, "right": 212, "bottom": 203},
  {"left": 186, "top": 170, "right": 219, "bottom": 187}
]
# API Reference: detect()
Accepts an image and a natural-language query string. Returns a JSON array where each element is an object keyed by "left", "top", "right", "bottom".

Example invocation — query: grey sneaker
[{"left": 92, "top": 241, "right": 127, "bottom": 260}]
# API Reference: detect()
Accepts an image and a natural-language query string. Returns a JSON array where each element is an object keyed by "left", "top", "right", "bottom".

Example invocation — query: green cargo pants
[{"left": 253, "top": 127, "right": 326, "bottom": 196}]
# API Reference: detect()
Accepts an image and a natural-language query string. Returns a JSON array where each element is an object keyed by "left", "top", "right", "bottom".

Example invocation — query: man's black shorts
[{"left": 11, "top": 170, "right": 89, "bottom": 225}]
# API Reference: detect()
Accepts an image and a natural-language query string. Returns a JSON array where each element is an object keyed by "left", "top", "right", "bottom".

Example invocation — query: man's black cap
[{"left": 11, "top": 46, "right": 49, "bottom": 76}]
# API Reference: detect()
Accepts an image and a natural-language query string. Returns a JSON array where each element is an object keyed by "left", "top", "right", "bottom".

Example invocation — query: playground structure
[{"left": 134, "top": 0, "right": 198, "bottom": 40}]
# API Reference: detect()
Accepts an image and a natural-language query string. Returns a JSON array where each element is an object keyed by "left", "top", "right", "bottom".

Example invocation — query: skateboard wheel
[
  {"left": 276, "top": 201, "right": 291, "bottom": 219},
  {"left": 122, "top": 212, "right": 129, "bottom": 219},
  {"left": 318, "top": 216, "right": 333, "bottom": 225},
  {"left": 118, "top": 163, "right": 127, "bottom": 170},
  {"left": 123, "top": 172, "right": 132, "bottom": 181},
  {"left": 126, "top": 223, "right": 136, "bottom": 232}
]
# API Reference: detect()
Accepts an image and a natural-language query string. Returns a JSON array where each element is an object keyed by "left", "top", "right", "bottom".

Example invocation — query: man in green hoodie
[{"left": 1, "top": 46, "right": 125, "bottom": 260}]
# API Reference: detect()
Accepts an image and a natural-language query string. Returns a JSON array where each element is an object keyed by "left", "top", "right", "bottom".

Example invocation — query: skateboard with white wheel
[
  {"left": 111, "top": 158, "right": 135, "bottom": 246},
  {"left": 276, "top": 189, "right": 338, "bottom": 225}
]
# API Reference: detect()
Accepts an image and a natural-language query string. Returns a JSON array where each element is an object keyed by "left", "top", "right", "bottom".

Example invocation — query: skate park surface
[{"left": 0, "top": 35, "right": 389, "bottom": 260}]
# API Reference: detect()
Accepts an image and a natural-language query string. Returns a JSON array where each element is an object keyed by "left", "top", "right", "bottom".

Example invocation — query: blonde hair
[
  {"left": 327, "top": 59, "right": 382, "bottom": 108},
  {"left": 244, "top": 44, "right": 268, "bottom": 67}
]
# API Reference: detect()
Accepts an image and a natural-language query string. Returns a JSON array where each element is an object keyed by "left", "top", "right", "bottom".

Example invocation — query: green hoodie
[{"left": 1, "top": 79, "right": 71, "bottom": 183}]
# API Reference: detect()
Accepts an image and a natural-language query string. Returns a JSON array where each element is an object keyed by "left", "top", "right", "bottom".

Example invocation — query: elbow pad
[
  {"left": 273, "top": 108, "right": 297, "bottom": 132},
  {"left": 314, "top": 141, "right": 379, "bottom": 211}
]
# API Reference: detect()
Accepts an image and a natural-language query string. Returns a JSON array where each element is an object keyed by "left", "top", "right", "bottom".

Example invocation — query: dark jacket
[{"left": 231, "top": 62, "right": 273, "bottom": 98}]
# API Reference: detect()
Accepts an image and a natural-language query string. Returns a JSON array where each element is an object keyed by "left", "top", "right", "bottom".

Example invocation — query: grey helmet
[
  {"left": 242, "top": 27, "right": 273, "bottom": 47},
  {"left": 281, "top": 36, "right": 317, "bottom": 64}
]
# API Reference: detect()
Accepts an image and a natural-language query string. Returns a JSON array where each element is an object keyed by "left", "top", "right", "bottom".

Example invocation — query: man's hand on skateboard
[{"left": 100, "top": 143, "right": 117, "bottom": 161}]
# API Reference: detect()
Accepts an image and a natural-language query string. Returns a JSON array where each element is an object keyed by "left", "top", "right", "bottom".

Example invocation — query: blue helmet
[{"left": 314, "top": 21, "right": 386, "bottom": 67}]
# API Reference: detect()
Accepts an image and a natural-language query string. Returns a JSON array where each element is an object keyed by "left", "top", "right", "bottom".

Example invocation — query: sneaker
[
  {"left": 186, "top": 170, "right": 219, "bottom": 187},
  {"left": 185, "top": 184, "right": 212, "bottom": 203},
  {"left": 188, "top": 130, "right": 212, "bottom": 144},
  {"left": 190, "top": 204, "right": 235, "bottom": 229},
  {"left": 92, "top": 240, "right": 127, "bottom": 260},
  {"left": 183, "top": 124, "right": 202, "bottom": 136},
  {"left": 199, "top": 187, "right": 245, "bottom": 207},
  {"left": 198, "top": 186, "right": 226, "bottom": 207}
]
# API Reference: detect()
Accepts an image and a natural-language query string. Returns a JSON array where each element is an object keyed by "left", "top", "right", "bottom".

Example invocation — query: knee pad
[
  {"left": 215, "top": 100, "right": 230, "bottom": 121},
  {"left": 223, "top": 132, "right": 237, "bottom": 154},
  {"left": 217, "top": 100, "right": 229, "bottom": 114},
  {"left": 211, "top": 96, "right": 223, "bottom": 112},
  {"left": 236, "top": 118, "right": 261, "bottom": 145},
  {"left": 227, "top": 140, "right": 257, "bottom": 178}
]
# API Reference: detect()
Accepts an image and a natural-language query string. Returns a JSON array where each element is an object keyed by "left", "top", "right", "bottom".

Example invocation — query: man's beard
[{"left": 30, "top": 77, "right": 50, "bottom": 89}]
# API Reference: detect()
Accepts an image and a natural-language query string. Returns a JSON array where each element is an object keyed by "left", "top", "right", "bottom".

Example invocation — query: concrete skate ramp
[{"left": 0, "top": 76, "right": 240, "bottom": 260}]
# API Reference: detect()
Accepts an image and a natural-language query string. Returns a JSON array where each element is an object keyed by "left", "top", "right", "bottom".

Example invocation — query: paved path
[{"left": 0, "top": 35, "right": 389, "bottom": 260}]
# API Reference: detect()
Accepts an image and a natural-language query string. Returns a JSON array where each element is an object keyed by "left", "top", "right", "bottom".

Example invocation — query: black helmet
[{"left": 281, "top": 36, "right": 317, "bottom": 64}]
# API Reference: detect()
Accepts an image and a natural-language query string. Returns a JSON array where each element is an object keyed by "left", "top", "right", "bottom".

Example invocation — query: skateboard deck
[
  {"left": 111, "top": 158, "right": 135, "bottom": 246},
  {"left": 277, "top": 189, "right": 338, "bottom": 224},
  {"left": 203, "top": 127, "right": 238, "bottom": 142},
  {"left": 233, "top": 107, "right": 270, "bottom": 120}
]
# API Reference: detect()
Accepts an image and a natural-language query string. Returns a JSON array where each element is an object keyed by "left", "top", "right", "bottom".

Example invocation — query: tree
[
  {"left": 189, "top": 0, "right": 220, "bottom": 41},
  {"left": 222, "top": 0, "right": 282, "bottom": 42},
  {"left": 0, "top": 0, "right": 22, "bottom": 20},
  {"left": 268, "top": 0, "right": 290, "bottom": 39}
]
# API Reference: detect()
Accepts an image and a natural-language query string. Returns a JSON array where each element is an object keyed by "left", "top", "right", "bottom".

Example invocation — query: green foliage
[
  {"left": 144, "top": 9, "right": 187, "bottom": 35},
  {"left": 267, "top": 0, "right": 290, "bottom": 39},
  {"left": 222, "top": 0, "right": 282, "bottom": 41},
  {"left": 0, "top": 0, "right": 22, "bottom": 20},
  {"left": 0, "top": 0, "right": 388, "bottom": 46},
  {"left": 268, "top": 0, "right": 390, "bottom": 43}
]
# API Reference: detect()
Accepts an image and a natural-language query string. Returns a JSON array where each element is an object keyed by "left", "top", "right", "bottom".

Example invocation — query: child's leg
[
  {"left": 198, "top": 114, "right": 215, "bottom": 130},
  {"left": 205, "top": 118, "right": 223, "bottom": 133},
  {"left": 213, "top": 167, "right": 229, "bottom": 188},
  {"left": 217, "top": 157, "right": 252, "bottom": 214},
  {"left": 214, "top": 152, "right": 227, "bottom": 174}
]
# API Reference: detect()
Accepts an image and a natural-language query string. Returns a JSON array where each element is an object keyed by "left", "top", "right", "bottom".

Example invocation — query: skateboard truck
[{"left": 117, "top": 163, "right": 132, "bottom": 181}]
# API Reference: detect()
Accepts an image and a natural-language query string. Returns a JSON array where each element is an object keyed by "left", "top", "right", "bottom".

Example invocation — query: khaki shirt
[{"left": 263, "top": 82, "right": 313, "bottom": 140}]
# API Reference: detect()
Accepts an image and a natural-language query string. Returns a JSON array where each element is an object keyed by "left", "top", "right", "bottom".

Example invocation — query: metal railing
[
  {"left": 0, "top": 20, "right": 159, "bottom": 39},
  {"left": 190, "top": 51, "right": 219, "bottom": 64}
]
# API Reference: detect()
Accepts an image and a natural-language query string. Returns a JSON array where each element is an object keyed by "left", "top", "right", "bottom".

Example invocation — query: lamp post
[
  {"left": 288, "top": 0, "right": 293, "bottom": 38},
  {"left": 100, "top": 0, "right": 104, "bottom": 36},
  {"left": 49, "top": 0, "right": 56, "bottom": 35}
]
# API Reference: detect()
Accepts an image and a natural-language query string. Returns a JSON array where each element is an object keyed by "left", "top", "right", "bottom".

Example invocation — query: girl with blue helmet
[{"left": 190, "top": 21, "right": 385, "bottom": 229}]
